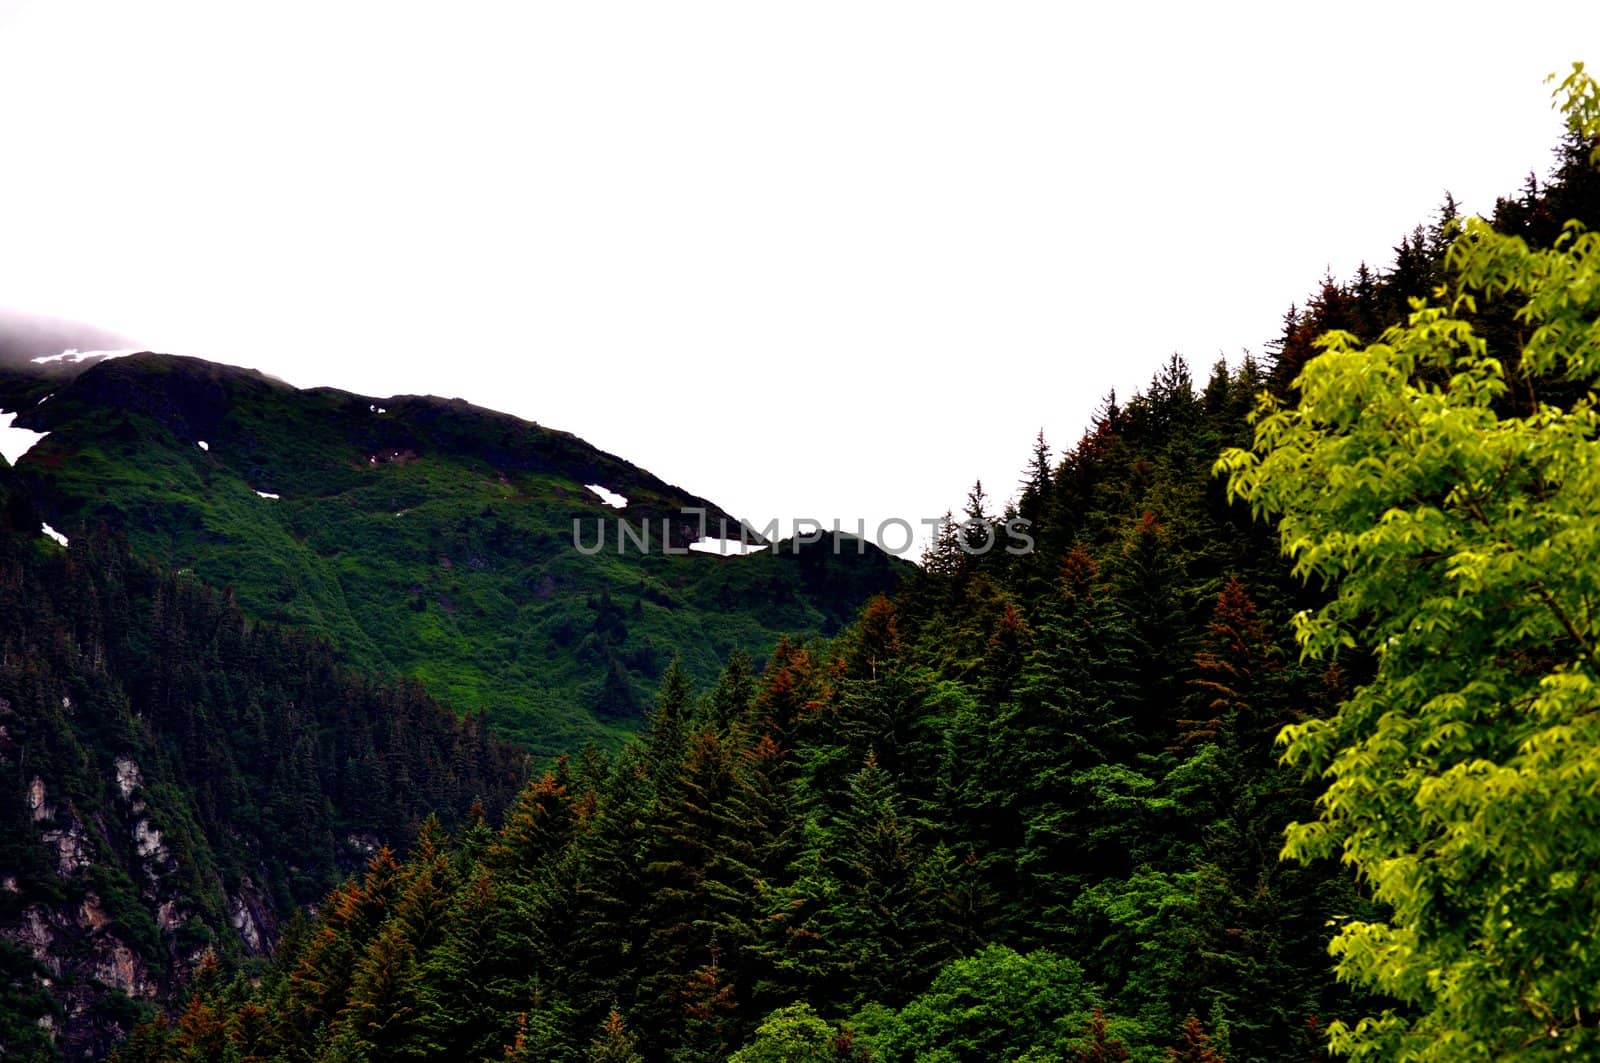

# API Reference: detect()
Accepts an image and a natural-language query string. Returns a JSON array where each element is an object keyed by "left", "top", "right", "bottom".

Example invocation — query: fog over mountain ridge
[{"left": 0, "top": 308, "right": 139, "bottom": 369}]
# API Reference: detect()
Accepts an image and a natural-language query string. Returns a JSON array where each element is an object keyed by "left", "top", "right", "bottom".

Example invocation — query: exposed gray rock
[
  {"left": 114, "top": 755, "right": 144, "bottom": 802},
  {"left": 41, "top": 821, "right": 90, "bottom": 877},
  {"left": 14, "top": 904, "right": 59, "bottom": 973},
  {"left": 79, "top": 893, "right": 110, "bottom": 931},
  {"left": 228, "top": 890, "right": 264, "bottom": 953},
  {"left": 132, "top": 818, "right": 165, "bottom": 861},
  {"left": 155, "top": 899, "right": 186, "bottom": 933},
  {"left": 27, "top": 775, "right": 52, "bottom": 822},
  {"left": 91, "top": 940, "right": 149, "bottom": 1000},
  {"left": 346, "top": 831, "right": 382, "bottom": 855}
]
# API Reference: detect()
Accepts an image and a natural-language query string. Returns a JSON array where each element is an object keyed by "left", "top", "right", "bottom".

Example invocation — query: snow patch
[
  {"left": 690, "top": 537, "right": 769, "bottom": 557},
  {"left": 369, "top": 404, "right": 387, "bottom": 414},
  {"left": 40, "top": 524, "right": 68, "bottom": 548},
  {"left": 254, "top": 490, "right": 280, "bottom": 500},
  {"left": 196, "top": 440, "right": 209, "bottom": 452},
  {"left": 0, "top": 413, "right": 48, "bottom": 465},
  {"left": 585, "top": 484, "right": 628, "bottom": 508},
  {"left": 30, "top": 348, "right": 138, "bottom": 365},
  {"left": 35, "top": 393, "right": 52, "bottom": 405}
]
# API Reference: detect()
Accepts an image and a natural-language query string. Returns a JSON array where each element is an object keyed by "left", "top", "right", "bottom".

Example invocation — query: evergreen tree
[
  {"left": 336, "top": 921, "right": 424, "bottom": 1055},
  {"left": 413, "top": 871, "right": 528, "bottom": 1060},
  {"left": 586, "top": 1009, "right": 644, "bottom": 1063},
  {"left": 700, "top": 649, "right": 757, "bottom": 734},
  {"left": 1168, "top": 1016, "right": 1226, "bottom": 1063},
  {"left": 761, "top": 754, "right": 961, "bottom": 1013},
  {"left": 1069, "top": 1009, "right": 1132, "bottom": 1063}
]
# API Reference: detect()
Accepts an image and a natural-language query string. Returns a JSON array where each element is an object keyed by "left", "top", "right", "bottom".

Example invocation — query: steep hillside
[
  {"left": 0, "top": 354, "right": 906, "bottom": 753},
  {"left": 0, "top": 487, "right": 528, "bottom": 1060}
]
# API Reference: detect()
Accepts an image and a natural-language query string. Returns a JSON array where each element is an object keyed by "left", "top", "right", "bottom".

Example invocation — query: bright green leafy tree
[
  {"left": 1218, "top": 63, "right": 1600, "bottom": 1061},
  {"left": 862, "top": 945, "right": 1098, "bottom": 1062},
  {"left": 728, "top": 1003, "right": 860, "bottom": 1063}
]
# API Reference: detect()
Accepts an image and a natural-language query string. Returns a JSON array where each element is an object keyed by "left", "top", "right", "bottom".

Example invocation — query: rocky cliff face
[{"left": 2, "top": 742, "right": 278, "bottom": 1059}]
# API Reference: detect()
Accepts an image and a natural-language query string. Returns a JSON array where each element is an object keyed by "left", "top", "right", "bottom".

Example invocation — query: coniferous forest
[{"left": 3, "top": 64, "right": 1600, "bottom": 1063}]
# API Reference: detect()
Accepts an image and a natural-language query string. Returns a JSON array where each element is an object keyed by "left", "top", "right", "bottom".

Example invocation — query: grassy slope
[{"left": 0, "top": 355, "right": 905, "bottom": 754}]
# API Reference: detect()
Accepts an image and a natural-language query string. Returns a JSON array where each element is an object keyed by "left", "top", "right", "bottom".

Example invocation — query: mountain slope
[
  {"left": 0, "top": 493, "right": 528, "bottom": 1060},
  {"left": 107, "top": 351, "right": 1369, "bottom": 1063},
  {"left": 0, "top": 354, "right": 906, "bottom": 753}
]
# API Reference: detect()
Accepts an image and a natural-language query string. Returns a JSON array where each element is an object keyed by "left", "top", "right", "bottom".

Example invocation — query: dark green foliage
[
  {"left": 0, "top": 939, "right": 60, "bottom": 1061},
  {"left": 757, "top": 753, "right": 970, "bottom": 1015}
]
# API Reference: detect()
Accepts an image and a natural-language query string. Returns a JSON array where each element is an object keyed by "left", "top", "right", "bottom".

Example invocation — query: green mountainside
[{"left": 0, "top": 355, "right": 906, "bottom": 753}]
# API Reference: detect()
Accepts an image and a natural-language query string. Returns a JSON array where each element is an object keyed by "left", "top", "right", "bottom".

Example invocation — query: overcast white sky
[{"left": 1, "top": 1, "right": 1596, "bottom": 545}]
